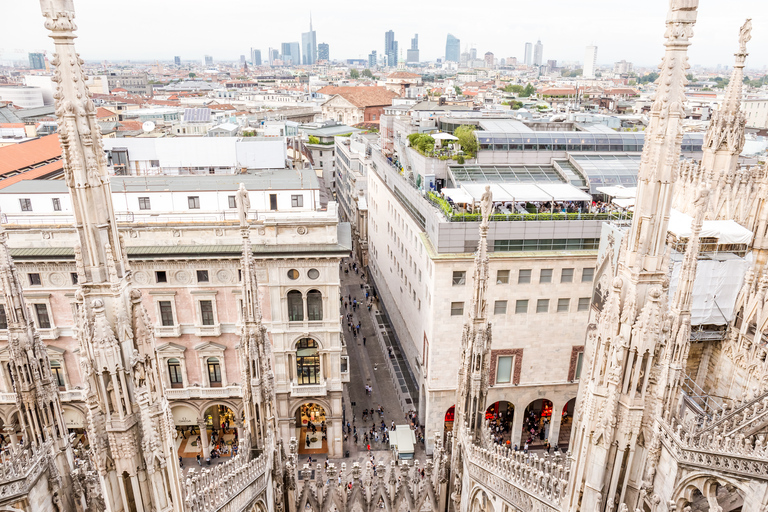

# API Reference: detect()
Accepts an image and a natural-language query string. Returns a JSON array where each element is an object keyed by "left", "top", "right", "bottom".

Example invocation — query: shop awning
[
  {"left": 461, "top": 183, "right": 515, "bottom": 203},
  {"left": 442, "top": 188, "right": 474, "bottom": 204},
  {"left": 535, "top": 183, "right": 592, "bottom": 202}
]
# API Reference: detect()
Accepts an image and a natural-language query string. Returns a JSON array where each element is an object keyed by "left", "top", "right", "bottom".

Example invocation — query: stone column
[
  {"left": 130, "top": 473, "right": 145, "bottom": 512},
  {"left": 197, "top": 419, "right": 210, "bottom": 459},
  {"left": 510, "top": 407, "right": 524, "bottom": 449},
  {"left": 548, "top": 402, "right": 562, "bottom": 448},
  {"left": 235, "top": 419, "right": 244, "bottom": 441}
]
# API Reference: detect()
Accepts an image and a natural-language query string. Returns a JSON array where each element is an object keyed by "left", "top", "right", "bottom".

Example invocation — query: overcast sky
[{"left": 2, "top": 0, "right": 767, "bottom": 70}]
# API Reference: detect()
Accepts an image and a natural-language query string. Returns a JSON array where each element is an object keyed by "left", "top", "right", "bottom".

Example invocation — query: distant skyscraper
[
  {"left": 385, "top": 30, "right": 397, "bottom": 67},
  {"left": 407, "top": 34, "right": 419, "bottom": 63},
  {"left": 484, "top": 52, "right": 494, "bottom": 68},
  {"left": 318, "top": 43, "right": 329, "bottom": 62},
  {"left": 524, "top": 43, "right": 532, "bottom": 66},
  {"left": 240, "top": 55, "right": 246, "bottom": 64},
  {"left": 445, "top": 34, "right": 460, "bottom": 63},
  {"left": 613, "top": 60, "right": 633, "bottom": 74},
  {"left": 28, "top": 53, "right": 45, "bottom": 70},
  {"left": 584, "top": 45, "right": 598, "bottom": 78},
  {"left": 368, "top": 50, "right": 377, "bottom": 69},
  {"left": 302, "top": 15, "right": 317, "bottom": 65},
  {"left": 470, "top": 48, "right": 477, "bottom": 61},
  {"left": 533, "top": 40, "right": 543, "bottom": 66},
  {"left": 281, "top": 42, "right": 301, "bottom": 66},
  {"left": 204, "top": 55, "right": 213, "bottom": 67},
  {"left": 174, "top": 55, "right": 181, "bottom": 66},
  {"left": 251, "top": 48, "right": 262, "bottom": 66},
  {"left": 268, "top": 48, "right": 279, "bottom": 65}
]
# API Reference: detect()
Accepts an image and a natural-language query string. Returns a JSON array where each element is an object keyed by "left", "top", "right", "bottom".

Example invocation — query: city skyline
[{"left": 3, "top": 0, "right": 768, "bottom": 68}]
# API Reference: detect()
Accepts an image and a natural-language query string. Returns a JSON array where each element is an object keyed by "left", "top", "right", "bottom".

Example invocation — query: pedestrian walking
[
  {"left": 363, "top": 337, "right": 366, "bottom": 346},
  {"left": 196, "top": 454, "right": 202, "bottom": 466}
]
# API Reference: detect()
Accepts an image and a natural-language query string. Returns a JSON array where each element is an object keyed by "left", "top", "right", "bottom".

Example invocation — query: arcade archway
[
  {"left": 521, "top": 399, "right": 552, "bottom": 450},
  {"left": 559, "top": 398, "right": 577, "bottom": 448},
  {"left": 444, "top": 405, "right": 455, "bottom": 434},
  {"left": 485, "top": 401, "right": 514, "bottom": 447},
  {"left": 296, "top": 403, "right": 327, "bottom": 454},
  {"left": 203, "top": 404, "right": 238, "bottom": 459}
]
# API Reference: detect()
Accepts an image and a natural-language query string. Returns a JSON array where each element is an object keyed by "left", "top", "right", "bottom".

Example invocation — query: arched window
[
  {"left": 296, "top": 338, "right": 320, "bottom": 385},
  {"left": 49, "top": 360, "right": 65, "bottom": 389},
  {"left": 307, "top": 290, "right": 323, "bottom": 321},
  {"left": 167, "top": 358, "right": 183, "bottom": 388},
  {"left": 207, "top": 357, "right": 222, "bottom": 387},
  {"left": 287, "top": 291, "right": 304, "bottom": 322}
]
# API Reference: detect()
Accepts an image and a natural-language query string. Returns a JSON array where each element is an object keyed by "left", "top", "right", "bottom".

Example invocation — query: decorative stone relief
[
  {"left": 133, "top": 271, "right": 150, "bottom": 285},
  {"left": 296, "top": 226, "right": 308, "bottom": 235},
  {"left": 48, "top": 272, "right": 66, "bottom": 287},
  {"left": 174, "top": 270, "right": 190, "bottom": 284},
  {"left": 216, "top": 269, "right": 233, "bottom": 284}
]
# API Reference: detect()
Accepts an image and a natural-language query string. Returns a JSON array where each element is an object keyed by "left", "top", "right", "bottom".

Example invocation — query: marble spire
[
  {"left": 40, "top": 0, "right": 184, "bottom": 510},
  {"left": 0, "top": 221, "right": 78, "bottom": 510},
  {"left": 449, "top": 185, "right": 494, "bottom": 510},
  {"left": 566, "top": 2, "right": 699, "bottom": 512}
]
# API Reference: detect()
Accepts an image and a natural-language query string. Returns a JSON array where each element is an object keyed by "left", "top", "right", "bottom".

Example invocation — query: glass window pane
[{"left": 496, "top": 356, "right": 513, "bottom": 384}]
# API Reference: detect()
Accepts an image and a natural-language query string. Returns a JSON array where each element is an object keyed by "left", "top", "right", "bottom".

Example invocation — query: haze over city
[{"left": 3, "top": 0, "right": 768, "bottom": 67}]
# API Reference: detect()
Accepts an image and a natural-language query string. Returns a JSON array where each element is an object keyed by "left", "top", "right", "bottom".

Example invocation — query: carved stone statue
[
  {"left": 739, "top": 19, "right": 753, "bottom": 53},
  {"left": 236, "top": 183, "right": 250, "bottom": 227},
  {"left": 480, "top": 185, "right": 492, "bottom": 221}
]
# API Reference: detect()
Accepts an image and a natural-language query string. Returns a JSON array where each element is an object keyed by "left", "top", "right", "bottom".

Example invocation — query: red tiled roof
[
  {"left": 317, "top": 86, "right": 399, "bottom": 108},
  {"left": 96, "top": 107, "right": 116, "bottom": 119},
  {"left": 387, "top": 72, "right": 421, "bottom": 79},
  {"left": 0, "top": 123, "right": 24, "bottom": 128},
  {"left": 0, "top": 134, "right": 62, "bottom": 176},
  {"left": 111, "top": 87, "right": 128, "bottom": 92},
  {"left": 118, "top": 120, "right": 143, "bottom": 131},
  {"left": 0, "top": 160, "right": 64, "bottom": 190}
]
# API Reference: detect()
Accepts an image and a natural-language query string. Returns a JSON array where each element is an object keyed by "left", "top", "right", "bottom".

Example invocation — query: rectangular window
[
  {"left": 557, "top": 298, "right": 570, "bottom": 312},
  {"left": 187, "top": 196, "right": 200, "bottom": 209},
  {"left": 575, "top": 352, "right": 584, "bottom": 380},
  {"left": 269, "top": 194, "right": 278, "bottom": 210},
  {"left": 138, "top": 197, "right": 151, "bottom": 210},
  {"left": 52, "top": 198, "right": 61, "bottom": 211},
  {"left": 196, "top": 270, "right": 209, "bottom": 283},
  {"left": 0, "top": 305, "right": 6, "bottom": 329},
  {"left": 341, "top": 356, "right": 349, "bottom": 373},
  {"left": 582, "top": 267, "right": 595, "bottom": 282},
  {"left": 28, "top": 273, "right": 41, "bottom": 286},
  {"left": 578, "top": 297, "right": 591, "bottom": 311},
  {"left": 536, "top": 299, "right": 549, "bottom": 313},
  {"left": 496, "top": 356, "right": 513, "bottom": 384},
  {"left": 19, "top": 198, "right": 32, "bottom": 212},
  {"left": 200, "top": 300, "right": 215, "bottom": 326},
  {"left": 291, "top": 194, "right": 304, "bottom": 207},
  {"left": 34, "top": 304, "right": 51, "bottom": 329},
  {"left": 452, "top": 271, "right": 466, "bottom": 286},
  {"left": 70, "top": 272, "right": 78, "bottom": 285},
  {"left": 168, "top": 360, "right": 183, "bottom": 388},
  {"left": 496, "top": 270, "right": 510, "bottom": 284},
  {"left": 561, "top": 268, "right": 574, "bottom": 283},
  {"left": 155, "top": 271, "right": 167, "bottom": 283},
  {"left": 494, "top": 300, "right": 507, "bottom": 315},
  {"left": 228, "top": 195, "right": 236, "bottom": 208},
  {"left": 540, "top": 269, "right": 553, "bottom": 283},
  {"left": 450, "top": 302, "right": 464, "bottom": 316},
  {"left": 159, "top": 301, "right": 174, "bottom": 326},
  {"left": 518, "top": 269, "right": 532, "bottom": 284},
  {"left": 515, "top": 299, "right": 528, "bottom": 314}
]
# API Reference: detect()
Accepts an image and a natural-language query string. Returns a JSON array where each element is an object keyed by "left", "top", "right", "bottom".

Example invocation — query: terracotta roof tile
[
  {"left": 0, "top": 160, "right": 63, "bottom": 189},
  {"left": 96, "top": 107, "right": 116, "bottom": 119},
  {"left": 0, "top": 134, "right": 62, "bottom": 176},
  {"left": 317, "top": 86, "right": 399, "bottom": 108}
]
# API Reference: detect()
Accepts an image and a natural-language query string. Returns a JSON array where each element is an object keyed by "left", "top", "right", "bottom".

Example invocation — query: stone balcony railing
[
  {"left": 183, "top": 439, "right": 270, "bottom": 512},
  {"left": 0, "top": 389, "right": 86, "bottom": 403},
  {"left": 692, "top": 389, "right": 768, "bottom": 438},
  {"left": 462, "top": 426, "right": 570, "bottom": 511},
  {"left": 0, "top": 439, "right": 52, "bottom": 506},
  {"left": 165, "top": 386, "right": 242, "bottom": 400},
  {"left": 660, "top": 413, "right": 768, "bottom": 481},
  {"left": 290, "top": 382, "right": 327, "bottom": 398}
]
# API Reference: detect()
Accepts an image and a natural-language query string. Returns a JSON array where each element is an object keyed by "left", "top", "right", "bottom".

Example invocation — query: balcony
[
  {"left": 194, "top": 324, "right": 221, "bottom": 337},
  {"left": 155, "top": 324, "right": 182, "bottom": 337},
  {"left": 164, "top": 385, "right": 242, "bottom": 400},
  {"left": 290, "top": 382, "right": 327, "bottom": 398},
  {"left": 60, "top": 389, "right": 86, "bottom": 402}
]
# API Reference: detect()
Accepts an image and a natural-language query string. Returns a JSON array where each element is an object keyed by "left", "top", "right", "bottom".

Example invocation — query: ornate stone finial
[
  {"left": 479, "top": 185, "right": 492, "bottom": 226},
  {"left": 236, "top": 183, "right": 250, "bottom": 228},
  {"left": 739, "top": 19, "right": 753, "bottom": 54}
]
